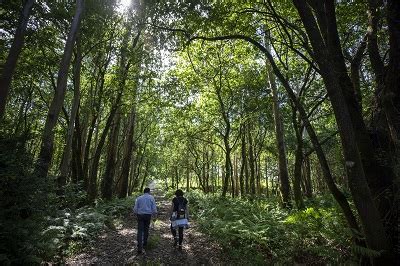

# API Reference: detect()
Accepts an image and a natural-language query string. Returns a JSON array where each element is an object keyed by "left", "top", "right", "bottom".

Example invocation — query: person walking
[
  {"left": 133, "top": 187, "right": 157, "bottom": 254},
  {"left": 170, "top": 189, "right": 189, "bottom": 250}
]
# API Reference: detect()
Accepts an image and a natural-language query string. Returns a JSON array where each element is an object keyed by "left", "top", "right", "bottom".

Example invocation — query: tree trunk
[
  {"left": 303, "top": 155, "right": 312, "bottom": 198},
  {"left": 240, "top": 125, "right": 248, "bottom": 196},
  {"left": 247, "top": 122, "right": 256, "bottom": 195},
  {"left": 118, "top": 108, "right": 136, "bottom": 198},
  {"left": 234, "top": 154, "right": 240, "bottom": 196},
  {"left": 293, "top": 0, "right": 391, "bottom": 259},
  {"left": 128, "top": 150, "right": 137, "bottom": 194},
  {"left": 265, "top": 157, "right": 269, "bottom": 197},
  {"left": 71, "top": 115, "right": 84, "bottom": 184},
  {"left": 206, "top": 149, "right": 210, "bottom": 193},
  {"left": 87, "top": 93, "right": 122, "bottom": 202},
  {"left": 0, "top": 0, "right": 35, "bottom": 119},
  {"left": 174, "top": 166, "right": 179, "bottom": 189},
  {"left": 34, "top": 0, "right": 84, "bottom": 178},
  {"left": 384, "top": 0, "right": 400, "bottom": 150},
  {"left": 267, "top": 54, "right": 291, "bottom": 208},
  {"left": 186, "top": 155, "right": 190, "bottom": 192},
  {"left": 101, "top": 112, "right": 120, "bottom": 200},
  {"left": 58, "top": 37, "right": 82, "bottom": 191},
  {"left": 256, "top": 154, "right": 261, "bottom": 195},
  {"left": 139, "top": 160, "right": 150, "bottom": 192},
  {"left": 292, "top": 104, "right": 305, "bottom": 209}
]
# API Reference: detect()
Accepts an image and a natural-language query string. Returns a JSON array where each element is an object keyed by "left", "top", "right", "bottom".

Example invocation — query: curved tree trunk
[
  {"left": 0, "top": 0, "right": 35, "bottom": 120},
  {"left": 293, "top": 0, "right": 391, "bottom": 261},
  {"left": 34, "top": 0, "right": 84, "bottom": 179}
]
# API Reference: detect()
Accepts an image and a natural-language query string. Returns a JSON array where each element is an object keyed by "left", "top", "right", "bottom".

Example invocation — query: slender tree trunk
[
  {"left": 256, "top": 154, "right": 261, "bottom": 195},
  {"left": 101, "top": 112, "right": 120, "bottom": 200},
  {"left": 118, "top": 107, "right": 136, "bottom": 198},
  {"left": 247, "top": 122, "right": 256, "bottom": 195},
  {"left": 0, "top": 0, "right": 35, "bottom": 120},
  {"left": 82, "top": 114, "right": 97, "bottom": 188},
  {"left": 174, "top": 166, "right": 179, "bottom": 189},
  {"left": 265, "top": 157, "right": 269, "bottom": 197},
  {"left": 215, "top": 80, "right": 233, "bottom": 197},
  {"left": 267, "top": 55, "right": 291, "bottom": 208},
  {"left": 206, "top": 149, "right": 210, "bottom": 193},
  {"left": 128, "top": 151, "right": 137, "bottom": 194},
  {"left": 171, "top": 167, "right": 175, "bottom": 189},
  {"left": 58, "top": 37, "right": 82, "bottom": 191},
  {"left": 202, "top": 146, "right": 207, "bottom": 192},
  {"left": 186, "top": 155, "right": 190, "bottom": 192},
  {"left": 222, "top": 142, "right": 233, "bottom": 198},
  {"left": 71, "top": 115, "right": 84, "bottom": 184},
  {"left": 234, "top": 154, "right": 240, "bottom": 196},
  {"left": 87, "top": 96, "right": 122, "bottom": 202},
  {"left": 229, "top": 152, "right": 234, "bottom": 198},
  {"left": 292, "top": 105, "right": 305, "bottom": 209},
  {"left": 139, "top": 160, "right": 149, "bottom": 192},
  {"left": 303, "top": 156, "right": 312, "bottom": 198},
  {"left": 239, "top": 131, "right": 245, "bottom": 196},
  {"left": 34, "top": 0, "right": 84, "bottom": 178}
]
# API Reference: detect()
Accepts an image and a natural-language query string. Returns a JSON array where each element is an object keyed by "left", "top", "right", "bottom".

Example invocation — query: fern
[
  {"left": 351, "top": 244, "right": 383, "bottom": 258},
  {"left": 187, "top": 191, "right": 355, "bottom": 264}
]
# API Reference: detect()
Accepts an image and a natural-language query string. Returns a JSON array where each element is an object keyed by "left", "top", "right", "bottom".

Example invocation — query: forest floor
[{"left": 66, "top": 189, "right": 226, "bottom": 265}]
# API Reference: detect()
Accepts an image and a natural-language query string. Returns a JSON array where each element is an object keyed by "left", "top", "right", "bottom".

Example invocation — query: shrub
[
  {"left": 0, "top": 134, "right": 139, "bottom": 263},
  {"left": 187, "top": 191, "right": 354, "bottom": 265}
]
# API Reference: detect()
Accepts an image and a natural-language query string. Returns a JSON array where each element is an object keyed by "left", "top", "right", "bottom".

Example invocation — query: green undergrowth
[
  {"left": 1, "top": 179, "right": 138, "bottom": 264},
  {"left": 187, "top": 190, "right": 355, "bottom": 265},
  {"left": 41, "top": 194, "right": 139, "bottom": 262},
  {"left": 0, "top": 136, "right": 141, "bottom": 264}
]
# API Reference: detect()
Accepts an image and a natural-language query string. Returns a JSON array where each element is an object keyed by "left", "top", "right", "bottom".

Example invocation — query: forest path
[{"left": 66, "top": 188, "right": 225, "bottom": 265}]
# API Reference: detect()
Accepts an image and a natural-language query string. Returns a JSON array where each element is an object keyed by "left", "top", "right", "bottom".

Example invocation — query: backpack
[{"left": 175, "top": 197, "right": 187, "bottom": 219}]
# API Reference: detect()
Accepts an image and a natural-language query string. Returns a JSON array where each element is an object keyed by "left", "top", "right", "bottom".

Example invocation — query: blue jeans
[{"left": 137, "top": 214, "right": 152, "bottom": 251}]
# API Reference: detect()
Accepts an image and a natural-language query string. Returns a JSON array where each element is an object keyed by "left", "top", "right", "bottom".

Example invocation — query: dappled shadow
[{"left": 66, "top": 190, "right": 225, "bottom": 265}]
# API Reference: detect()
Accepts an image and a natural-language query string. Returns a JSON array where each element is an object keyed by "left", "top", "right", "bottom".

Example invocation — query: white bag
[{"left": 171, "top": 218, "right": 189, "bottom": 229}]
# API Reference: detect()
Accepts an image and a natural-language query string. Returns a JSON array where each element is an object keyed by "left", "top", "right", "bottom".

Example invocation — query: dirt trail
[{"left": 66, "top": 189, "right": 225, "bottom": 265}]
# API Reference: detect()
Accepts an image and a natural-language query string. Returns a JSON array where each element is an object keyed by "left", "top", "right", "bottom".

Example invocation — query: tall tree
[
  {"left": 292, "top": 0, "right": 391, "bottom": 260},
  {"left": 0, "top": 0, "right": 35, "bottom": 120},
  {"left": 101, "top": 112, "right": 121, "bottom": 200},
  {"left": 34, "top": 0, "right": 84, "bottom": 179},
  {"left": 58, "top": 36, "right": 82, "bottom": 191},
  {"left": 266, "top": 34, "right": 291, "bottom": 208}
]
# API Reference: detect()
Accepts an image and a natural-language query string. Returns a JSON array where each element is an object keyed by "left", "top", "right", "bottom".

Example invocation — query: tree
[
  {"left": 34, "top": 0, "right": 84, "bottom": 179},
  {"left": 292, "top": 0, "right": 392, "bottom": 260},
  {"left": 266, "top": 33, "right": 291, "bottom": 208},
  {"left": 0, "top": 0, "right": 35, "bottom": 120}
]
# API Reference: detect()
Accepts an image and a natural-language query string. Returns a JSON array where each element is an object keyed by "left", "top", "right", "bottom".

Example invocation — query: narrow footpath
[{"left": 66, "top": 189, "right": 225, "bottom": 265}]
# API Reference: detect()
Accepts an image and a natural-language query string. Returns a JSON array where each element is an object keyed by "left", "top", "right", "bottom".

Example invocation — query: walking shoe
[
  {"left": 178, "top": 244, "right": 182, "bottom": 250},
  {"left": 173, "top": 238, "right": 178, "bottom": 247}
]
